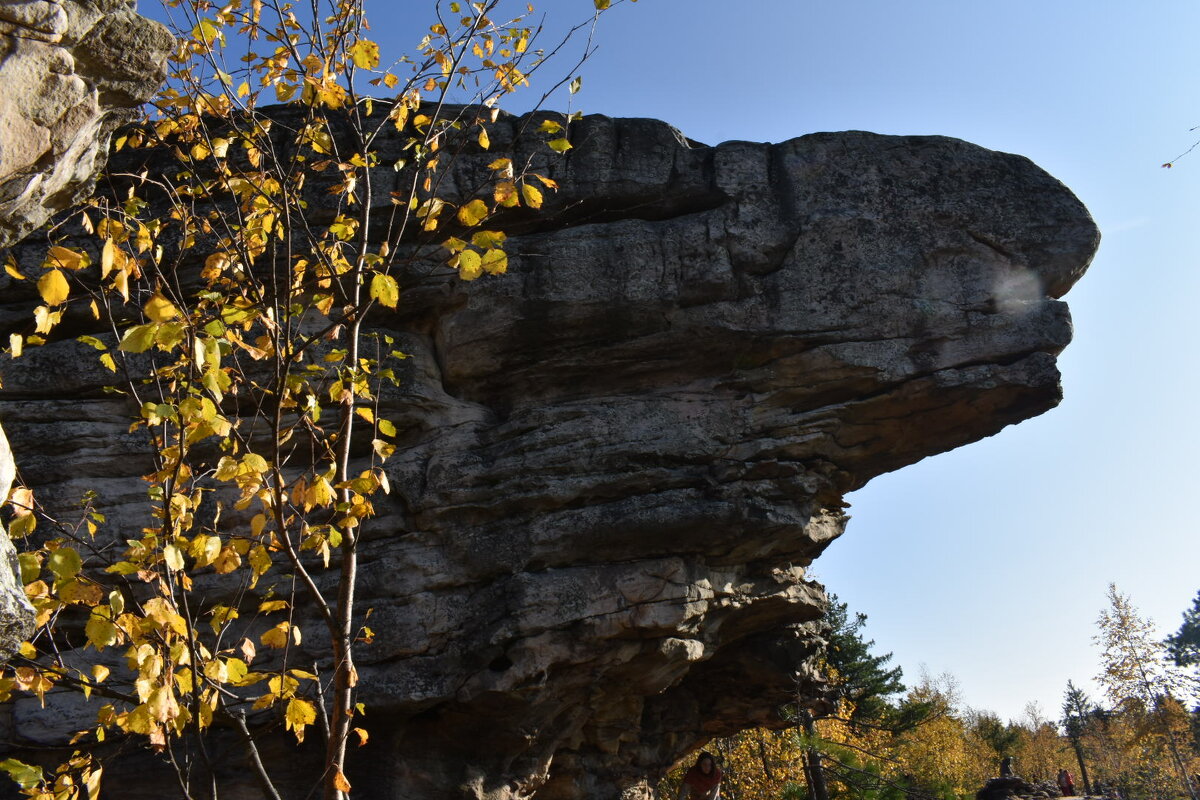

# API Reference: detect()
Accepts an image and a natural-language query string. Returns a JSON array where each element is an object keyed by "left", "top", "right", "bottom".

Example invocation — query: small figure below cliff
[
  {"left": 1057, "top": 769, "right": 1076, "bottom": 796},
  {"left": 677, "top": 752, "right": 723, "bottom": 800}
]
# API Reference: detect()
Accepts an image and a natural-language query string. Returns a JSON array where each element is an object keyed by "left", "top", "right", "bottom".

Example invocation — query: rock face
[
  {"left": 0, "top": 0, "right": 168, "bottom": 663},
  {"left": 0, "top": 422, "right": 31, "bottom": 663},
  {"left": 0, "top": 0, "right": 173, "bottom": 247},
  {"left": 0, "top": 112, "right": 1099, "bottom": 798}
]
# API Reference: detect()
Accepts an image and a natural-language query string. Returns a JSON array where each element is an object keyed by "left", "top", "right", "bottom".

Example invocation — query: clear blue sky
[{"left": 148, "top": 0, "right": 1200, "bottom": 721}]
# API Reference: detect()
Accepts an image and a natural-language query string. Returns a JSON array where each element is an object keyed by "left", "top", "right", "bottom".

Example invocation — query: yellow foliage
[{"left": 5, "top": 0, "right": 603, "bottom": 797}]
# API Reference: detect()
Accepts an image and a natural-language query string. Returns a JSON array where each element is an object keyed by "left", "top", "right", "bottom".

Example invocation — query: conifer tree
[
  {"left": 1061, "top": 680, "right": 1094, "bottom": 794},
  {"left": 1167, "top": 590, "right": 1200, "bottom": 670},
  {"left": 823, "top": 595, "right": 906, "bottom": 728}
]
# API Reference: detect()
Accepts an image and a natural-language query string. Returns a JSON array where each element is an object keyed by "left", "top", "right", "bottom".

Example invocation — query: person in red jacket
[
  {"left": 677, "top": 751, "right": 723, "bottom": 800},
  {"left": 1057, "top": 768, "right": 1076, "bottom": 796}
]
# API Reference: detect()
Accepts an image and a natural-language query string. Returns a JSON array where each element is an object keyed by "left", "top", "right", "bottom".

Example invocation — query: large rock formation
[
  {"left": 0, "top": 0, "right": 172, "bottom": 246},
  {"left": 0, "top": 0, "right": 171, "bottom": 664},
  {"left": 0, "top": 110, "right": 1099, "bottom": 798}
]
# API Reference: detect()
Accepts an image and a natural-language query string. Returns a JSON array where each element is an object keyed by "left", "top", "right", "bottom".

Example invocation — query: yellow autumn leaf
[
  {"left": 0, "top": 758, "right": 43, "bottom": 790},
  {"left": 260, "top": 622, "right": 290, "bottom": 649},
  {"left": 471, "top": 230, "right": 507, "bottom": 249},
  {"left": 212, "top": 545, "right": 242, "bottom": 574},
  {"left": 481, "top": 249, "right": 508, "bottom": 275},
  {"left": 547, "top": 137, "right": 573, "bottom": 153},
  {"left": 86, "top": 766, "right": 102, "bottom": 800},
  {"left": 455, "top": 250, "right": 482, "bottom": 281},
  {"left": 37, "top": 269, "right": 69, "bottom": 306},
  {"left": 147, "top": 686, "right": 179, "bottom": 722},
  {"left": 191, "top": 534, "right": 222, "bottom": 568},
  {"left": 457, "top": 198, "right": 489, "bottom": 227},
  {"left": 118, "top": 323, "right": 158, "bottom": 353},
  {"left": 226, "top": 658, "right": 249, "bottom": 685},
  {"left": 48, "top": 547, "right": 83, "bottom": 581},
  {"left": 276, "top": 81, "right": 298, "bottom": 102},
  {"left": 494, "top": 180, "right": 519, "bottom": 207},
  {"left": 285, "top": 697, "right": 316, "bottom": 741},
  {"left": 334, "top": 771, "right": 351, "bottom": 792},
  {"left": 85, "top": 612, "right": 120, "bottom": 650},
  {"left": 9, "top": 513, "right": 35, "bottom": 537},
  {"left": 521, "top": 183, "right": 543, "bottom": 209},
  {"left": 204, "top": 659, "right": 229, "bottom": 684},
  {"left": 478, "top": 127, "right": 490, "bottom": 150},
  {"left": 192, "top": 17, "right": 221, "bottom": 45},
  {"left": 163, "top": 544, "right": 185, "bottom": 572},
  {"left": 369, "top": 272, "right": 399, "bottom": 309},
  {"left": 44, "top": 246, "right": 87, "bottom": 271},
  {"left": 308, "top": 476, "right": 335, "bottom": 509},
  {"left": 144, "top": 293, "right": 180, "bottom": 323},
  {"left": 348, "top": 38, "right": 380, "bottom": 69},
  {"left": 100, "top": 240, "right": 117, "bottom": 280}
]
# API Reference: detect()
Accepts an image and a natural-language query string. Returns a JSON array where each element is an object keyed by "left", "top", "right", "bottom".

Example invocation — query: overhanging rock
[{"left": 0, "top": 111, "right": 1099, "bottom": 799}]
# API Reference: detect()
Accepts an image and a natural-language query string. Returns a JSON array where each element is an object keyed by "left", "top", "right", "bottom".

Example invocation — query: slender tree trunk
[
  {"left": 1164, "top": 725, "right": 1198, "bottom": 800},
  {"left": 799, "top": 710, "right": 830, "bottom": 800},
  {"left": 1068, "top": 737, "right": 1091, "bottom": 795},
  {"left": 756, "top": 730, "right": 775, "bottom": 782}
]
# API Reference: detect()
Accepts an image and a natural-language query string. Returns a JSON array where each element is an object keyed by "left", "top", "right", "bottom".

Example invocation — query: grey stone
[
  {"left": 0, "top": 110, "right": 1099, "bottom": 799},
  {"left": 0, "top": 0, "right": 170, "bottom": 670},
  {"left": 0, "top": 419, "right": 33, "bottom": 664},
  {"left": 0, "top": 0, "right": 172, "bottom": 247}
]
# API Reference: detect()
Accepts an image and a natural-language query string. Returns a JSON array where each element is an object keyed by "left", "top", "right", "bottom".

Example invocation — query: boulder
[{"left": 0, "top": 110, "right": 1099, "bottom": 798}]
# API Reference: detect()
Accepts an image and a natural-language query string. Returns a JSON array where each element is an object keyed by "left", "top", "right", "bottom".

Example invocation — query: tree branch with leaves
[{"left": 0, "top": 1, "right": 633, "bottom": 798}]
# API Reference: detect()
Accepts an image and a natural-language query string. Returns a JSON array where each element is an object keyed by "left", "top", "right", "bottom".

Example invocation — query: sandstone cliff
[
  {"left": 0, "top": 110, "right": 1099, "bottom": 798},
  {"left": 0, "top": 0, "right": 173, "bottom": 246},
  {"left": 0, "top": 0, "right": 171, "bottom": 664}
]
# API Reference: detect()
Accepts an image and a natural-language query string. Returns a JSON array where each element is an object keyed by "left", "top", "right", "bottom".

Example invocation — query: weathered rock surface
[
  {"left": 0, "top": 0, "right": 173, "bottom": 247},
  {"left": 0, "top": 111, "right": 1099, "bottom": 798},
  {"left": 0, "top": 422, "right": 31, "bottom": 663},
  {"left": 0, "top": 0, "right": 170, "bottom": 665}
]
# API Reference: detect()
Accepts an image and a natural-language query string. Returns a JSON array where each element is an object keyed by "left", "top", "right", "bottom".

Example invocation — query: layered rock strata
[
  {"left": 0, "top": 0, "right": 171, "bottom": 663},
  {"left": 0, "top": 111, "right": 1099, "bottom": 798}
]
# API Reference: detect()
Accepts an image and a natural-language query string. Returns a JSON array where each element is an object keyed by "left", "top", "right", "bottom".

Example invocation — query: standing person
[
  {"left": 677, "top": 751, "right": 723, "bottom": 800},
  {"left": 1001, "top": 756, "right": 1015, "bottom": 778},
  {"left": 1058, "top": 769, "right": 1076, "bottom": 796}
]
